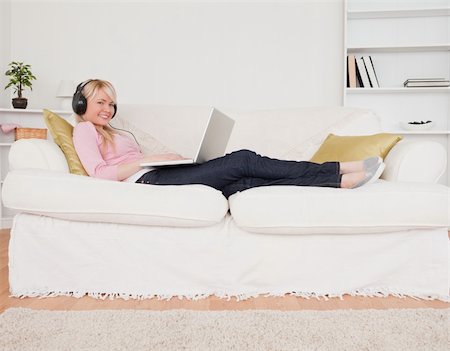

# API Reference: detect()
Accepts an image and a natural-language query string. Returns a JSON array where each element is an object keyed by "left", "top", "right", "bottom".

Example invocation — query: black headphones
[{"left": 72, "top": 79, "right": 117, "bottom": 118}]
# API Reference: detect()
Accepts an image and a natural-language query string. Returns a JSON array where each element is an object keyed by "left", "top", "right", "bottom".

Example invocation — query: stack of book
[
  {"left": 347, "top": 55, "right": 379, "bottom": 88},
  {"left": 403, "top": 78, "right": 449, "bottom": 88}
]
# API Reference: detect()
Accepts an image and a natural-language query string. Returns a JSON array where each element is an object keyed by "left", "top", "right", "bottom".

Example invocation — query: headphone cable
[{"left": 108, "top": 123, "right": 141, "bottom": 148}]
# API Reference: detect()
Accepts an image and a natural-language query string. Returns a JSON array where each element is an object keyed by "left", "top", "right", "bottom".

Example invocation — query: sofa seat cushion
[
  {"left": 229, "top": 181, "right": 449, "bottom": 234},
  {"left": 2, "top": 169, "right": 228, "bottom": 227}
]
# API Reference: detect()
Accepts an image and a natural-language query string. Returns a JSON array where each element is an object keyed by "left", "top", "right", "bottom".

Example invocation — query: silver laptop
[{"left": 140, "top": 107, "right": 235, "bottom": 167}]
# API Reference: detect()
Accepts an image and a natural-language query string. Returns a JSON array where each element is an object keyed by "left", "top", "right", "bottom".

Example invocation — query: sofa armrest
[
  {"left": 381, "top": 140, "right": 447, "bottom": 183},
  {"left": 9, "top": 139, "right": 69, "bottom": 172}
]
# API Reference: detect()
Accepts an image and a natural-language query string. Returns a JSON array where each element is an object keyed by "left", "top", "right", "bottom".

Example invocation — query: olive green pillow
[
  {"left": 310, "top": 133, "right": 403, "bottom": 163},
  {"left": 43, "top": 109, "right": 88, "bottom": 176}
]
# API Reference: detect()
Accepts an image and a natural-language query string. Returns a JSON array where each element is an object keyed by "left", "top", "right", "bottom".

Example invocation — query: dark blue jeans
[{"left": 136, "top": 149, "right": 341, "bottom": 198}]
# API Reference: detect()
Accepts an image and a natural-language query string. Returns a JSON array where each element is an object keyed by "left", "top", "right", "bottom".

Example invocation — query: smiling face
[{"left": 82, "top": 88, "right": 116, "bottom": 128}]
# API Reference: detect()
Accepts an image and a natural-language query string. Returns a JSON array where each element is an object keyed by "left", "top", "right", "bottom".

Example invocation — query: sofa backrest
[
  {"left": 8, "top": 106, "right": 446, "bottom": 184},
  {"left": 113, "top": 105, "right": 381, "bottom": 161},
  {"left": 8, "top": 106, "right": 381, "bottom": 172},
  {"left": 224, "top": 106, "right": 381, "bottom": 160}
]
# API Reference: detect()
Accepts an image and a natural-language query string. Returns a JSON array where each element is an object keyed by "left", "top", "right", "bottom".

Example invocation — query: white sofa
[{"left": 2, "top": 105, "right": 449, "bottom": 301}]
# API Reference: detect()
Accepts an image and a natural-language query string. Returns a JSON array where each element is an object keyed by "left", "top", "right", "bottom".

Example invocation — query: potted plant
[{"left": 4, "top": 61, "right": 36, "bottom": 109}]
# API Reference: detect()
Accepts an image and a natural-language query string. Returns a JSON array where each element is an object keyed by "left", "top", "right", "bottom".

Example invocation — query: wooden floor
[{"left": 1, "top": 229, "right": 448, "bottom": 313}]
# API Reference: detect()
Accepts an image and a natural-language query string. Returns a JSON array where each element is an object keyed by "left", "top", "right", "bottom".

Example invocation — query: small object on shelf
[
  {"left": 403, "top": 78, "right": 449, "bottom": 87},
  {"left": 0, "top": 123, "right": 21, "bottom": 134},
  {"left": 400, "top": 120, "right": 435, "bottom": 131},
  {"left": 15, "top": 127, "right": 47, "bottom": 140}
]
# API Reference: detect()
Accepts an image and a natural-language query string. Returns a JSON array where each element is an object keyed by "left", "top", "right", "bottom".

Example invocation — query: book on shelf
[
  {"left": 404, "top": 81, "right": 449, "bottom": 87},
  {"left": 404, "top": 78, "right": 446, "bottom": 82},
  {"left": 362, "top": 56, "right": 379, "bottom": 88},
  {"left": 404, "top": 78, "right": 449, "bottom": 87},
  {"left": 355, "top": 57, "right": 371, "bottom": 88},
  {"left": 347, "top": 55, "right": 357, "bottom": 88}
]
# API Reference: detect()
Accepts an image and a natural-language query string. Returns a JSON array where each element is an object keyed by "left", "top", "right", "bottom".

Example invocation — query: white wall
[
  {"left": 5, "top": 0, "right": 343, "bottom": 110},
  {"left": 0, "top": 0, "right": 11, "bottom": 107}
]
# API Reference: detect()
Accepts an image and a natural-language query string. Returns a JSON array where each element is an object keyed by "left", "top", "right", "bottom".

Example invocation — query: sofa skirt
[{"left": 8, "top": 213, "right": 449, "bottom": 301}]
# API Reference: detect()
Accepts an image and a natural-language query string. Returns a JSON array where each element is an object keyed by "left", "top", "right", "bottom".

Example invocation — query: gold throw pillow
[
  {"left": 43, "top": 109, "right": 88, "bottom": 176},
  {"left": 310, "top": 133, "right": 402, "bottom": 163}
]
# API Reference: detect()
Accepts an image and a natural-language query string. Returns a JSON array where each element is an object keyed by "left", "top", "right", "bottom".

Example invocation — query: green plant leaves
[{"left": 4, "top": 61, "right": 36, "bottom": 98}]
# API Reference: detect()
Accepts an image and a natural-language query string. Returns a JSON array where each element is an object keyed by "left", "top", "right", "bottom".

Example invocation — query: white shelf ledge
[
  {"left": 0, "top": 108, "right": 72, "bottom": 114},
  {"left": 347, "top": 44, "right": 450, "bottom": 53},
  {"left": 348, "top": 8, "right": 450, "bottom": 19},
  {"left": 347, "top": 87, "right": 450, "bottom": 94},
  {"left": 0, "top": 143, "right": 13, "bottom": 147},
  {"left": 390, "top": 130, "right": 450, "bottom": 135}
]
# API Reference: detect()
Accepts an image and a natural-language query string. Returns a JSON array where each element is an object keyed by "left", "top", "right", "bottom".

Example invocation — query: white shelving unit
[
  {"left": 0, "top": 108, "right": 73, "bottom": 228},
  {"left": 344, "top": 0, "right": 450, "bottom": 185}
]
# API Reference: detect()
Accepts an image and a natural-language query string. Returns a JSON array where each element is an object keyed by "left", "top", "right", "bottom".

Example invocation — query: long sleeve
[{"left": 73, "top": 122, "right": 119, "bottom": 180}]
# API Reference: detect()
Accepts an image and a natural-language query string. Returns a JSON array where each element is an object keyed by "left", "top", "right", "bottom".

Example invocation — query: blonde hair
[{"left": 74, "top": 79, "right": 118, "bottom": 152}]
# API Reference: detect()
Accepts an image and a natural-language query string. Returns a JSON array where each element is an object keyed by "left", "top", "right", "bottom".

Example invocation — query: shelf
[
  {"left": 347, "top": 87, "right": 450, "bottom": 94},
  {"left": 347, "top": 44, "right": 450, "bottom": 53},
  {"left": 348, "top": 8, "right": 450, "bottom": 19},
  {"left": 0, "top": 108, "right": 72, "bottom": 115},
  {"left": 0, "top": 143, "right": 13, "bottom": 147},
  {"left": 390, "top": 130, "right": 450, "bottom": 135}
]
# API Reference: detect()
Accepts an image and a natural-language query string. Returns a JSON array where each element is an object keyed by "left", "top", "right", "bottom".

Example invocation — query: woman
[{"left": 72, "top": 79, "right": 385, "bottom": 198}]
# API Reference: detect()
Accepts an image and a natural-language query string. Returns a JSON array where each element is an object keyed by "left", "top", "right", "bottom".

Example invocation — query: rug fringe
[{"left": 10, "top": 288, "right": 449, "bottom": 302}]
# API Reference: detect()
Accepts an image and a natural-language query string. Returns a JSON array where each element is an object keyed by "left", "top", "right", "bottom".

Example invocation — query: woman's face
[{"left": 82, "top": 88, "right": 115, "bottom": 127}]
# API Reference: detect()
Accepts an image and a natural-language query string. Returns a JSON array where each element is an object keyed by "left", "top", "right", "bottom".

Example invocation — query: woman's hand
[{"left": 117, "top": 153, "right": 188, "bottom": 181}]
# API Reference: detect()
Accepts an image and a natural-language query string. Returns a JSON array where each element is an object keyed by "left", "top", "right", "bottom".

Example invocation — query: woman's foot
[
  {"left": 341, "top": 162, "right": 385, "bottom": 188},
  {"left": 340, "top": 156, "right": 382, "bottom": 174},
  {"left": 363, "top": 156, "right": 383, "bottom": 171}
]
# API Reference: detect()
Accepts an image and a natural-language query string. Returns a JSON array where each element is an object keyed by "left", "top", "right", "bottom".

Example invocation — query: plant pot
[{"left": 12, "top": 98, "right": 28, "bottom": 109}]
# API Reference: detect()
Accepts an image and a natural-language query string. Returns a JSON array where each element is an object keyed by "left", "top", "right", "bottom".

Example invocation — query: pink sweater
[{"left": 73, "top": 121, "right": 144, "bottom": 180}]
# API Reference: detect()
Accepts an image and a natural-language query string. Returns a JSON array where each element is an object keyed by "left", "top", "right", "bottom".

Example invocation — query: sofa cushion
[
  {"left": 310, "top": 133, "right": 402, "bottom": 163},
  {"left": 2, "top": 169, "right": 228, "bottom": 227},
  {"left": 43, "top": 109, "right": 88, "bottom": 176},
  {"left": 229, "top": 181, "right": 449, "bottom": 234}
]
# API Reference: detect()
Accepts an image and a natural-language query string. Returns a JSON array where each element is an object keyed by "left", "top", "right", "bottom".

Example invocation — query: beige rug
[{"left": 0, "top": 308, "right": 448, "bottom": 351}]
